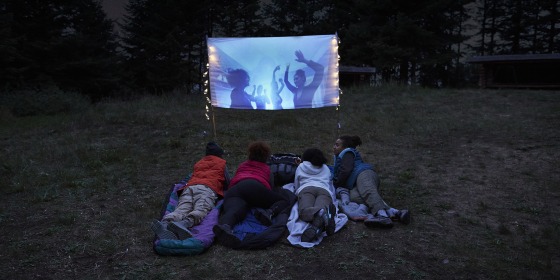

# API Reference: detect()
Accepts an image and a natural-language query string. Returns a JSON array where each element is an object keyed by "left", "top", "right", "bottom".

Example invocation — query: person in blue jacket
[{"left": 332, "top": 135, "right": 411, "bottom": 228}]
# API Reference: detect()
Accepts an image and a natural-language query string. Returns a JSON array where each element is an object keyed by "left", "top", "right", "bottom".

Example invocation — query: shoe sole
[
  {"left": 151, "top": 220, "right": 178, "bottom": 240},
  {"left": 301, "top": 227, "right": 317, "bottom": 243},
  {"left": 168, "top": 222, "right": 193, "bottom": 240},
  {"left": 400, "top": 211, "right": 411, "bottom": 225}
]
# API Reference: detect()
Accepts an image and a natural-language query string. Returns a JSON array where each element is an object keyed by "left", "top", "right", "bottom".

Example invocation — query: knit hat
[{"left": 206, "top": 142, "right": 224, "bottom": 157}]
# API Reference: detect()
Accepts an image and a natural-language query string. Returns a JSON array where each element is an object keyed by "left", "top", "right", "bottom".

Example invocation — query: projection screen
[{"left": 207, "top": 35, "right": 339, "bottom": 110}]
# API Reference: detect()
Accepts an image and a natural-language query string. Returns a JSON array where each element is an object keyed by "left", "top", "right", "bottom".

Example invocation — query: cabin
[
  {"left": 339, "top": 66, "right": 377, "bottom": 87},
  {"left": 466, "top": 54, "right": 560, "bottom": 89}
]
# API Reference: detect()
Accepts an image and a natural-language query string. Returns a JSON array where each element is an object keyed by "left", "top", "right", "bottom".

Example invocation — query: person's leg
[
  {"left": 351, "top": 169, "right": 390, "bottom": 214},
  {"left": 218, "top": 182, "right": 250, "bottom": 227},
  {"left": 350, "top": 170, "right": 394, "bottom": 229},
  {"left": 313, "top": 188, "right": 332, "bottom": 210},
  {"left": 239, "top": 180, "right": 291, "bottom": 215},
  {"left": 298, "top": 187, "right": 319, "bottom": 222},
  {"left": 314, "top": 188, "right": 336, "bottom": 235},
  {"left": 168, "top": 185, "right": 219, "bottom": 239},
  {"left": 162, "top": 187, "right": 194, "bottom": 221},
  {"left": 187, "top": 185, "right": 218, "bottom": 226}
]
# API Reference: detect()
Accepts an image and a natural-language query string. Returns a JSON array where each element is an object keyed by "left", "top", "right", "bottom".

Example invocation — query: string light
[{"left": 204, "top": 44, "right": 212, "bottom": 121}]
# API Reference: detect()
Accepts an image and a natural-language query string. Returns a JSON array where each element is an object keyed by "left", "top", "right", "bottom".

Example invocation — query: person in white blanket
[{"left": 292, "top": 148, "right": 337, "bottom": 242}]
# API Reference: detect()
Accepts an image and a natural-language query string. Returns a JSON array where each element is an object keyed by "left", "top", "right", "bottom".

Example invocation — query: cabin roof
[{"left": 466, "top": 53, "right": 560, "bottom": 63}]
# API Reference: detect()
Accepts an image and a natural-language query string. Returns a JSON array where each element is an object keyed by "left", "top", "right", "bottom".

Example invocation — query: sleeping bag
[
  {"left": 228, "top": 188, "right": 297, "bottom": 249},
  {"left": 153, "top": 175, "right": 221, "bottom": 256},
  {"left": 153, "top": 175, "right": 297, "bottom": 255}
]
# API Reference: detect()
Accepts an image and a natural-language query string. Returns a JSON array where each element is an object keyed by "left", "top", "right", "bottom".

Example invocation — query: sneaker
[
  {"left": 213, "top": 224, "right": 241, "bottom": 248},
  {"left": 168, "top": 220, "right": 193, "bottom": 240},
  {"left": 301, "top": 209, "right": 326, "bottom": 242},
  {"left": 325, "top": 203, "right": 337, "bottom": 236},
  {"left": 392, "top": 209, "right": 411, "bottom": 225},
  {"left": 301, "top": 225, "right": 321, "bottom": 243},
  {"left": 311, "top": 209, "right": 326, "bottom": 230},
  {"left": 151, "top": 219, "right": 178, "bottom": 240},
  {"left": 254, "top": 208, "right": 273, "bottom": 226},
  {"left": 364, "top": 215, "right": 394, "bottom": 229}
]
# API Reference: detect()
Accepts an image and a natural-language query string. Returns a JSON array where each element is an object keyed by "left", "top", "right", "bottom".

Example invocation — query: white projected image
[{"left": 207, "top": 35, "right": 339, "bottom": 110}]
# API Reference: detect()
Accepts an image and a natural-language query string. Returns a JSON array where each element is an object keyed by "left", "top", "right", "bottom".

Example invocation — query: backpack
[{"left": 267, "top": 153, "right": 301, "bottom": 188}]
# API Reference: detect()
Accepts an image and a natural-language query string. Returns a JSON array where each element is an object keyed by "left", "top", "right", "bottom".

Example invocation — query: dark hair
[
  {"left": 302, "top": 148, "right": 327, "bottom": 167},
  {"left": 339, "top": 135, "right": 362, "bottom": 149},
  {"left": 295, "top": 69, "right": 306, "bottom": 79},
  {"left": 247, "top": 141, "right": 271, "bottom": 163},
  {"left": 226, "top": 69, "right": 249, "bottom": 87}
]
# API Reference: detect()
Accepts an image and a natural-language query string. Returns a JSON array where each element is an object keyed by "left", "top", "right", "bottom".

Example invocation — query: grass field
[{"left": 1, "top": 86, "right": 559, "bottom": 279}]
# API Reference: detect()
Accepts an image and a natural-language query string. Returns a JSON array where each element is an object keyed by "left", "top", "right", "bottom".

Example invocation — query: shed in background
[
  {"left": 466, "top": 54, "right": 560, "bottom": 89},
  {"left": 339, "top": 66, "right": 377, "bottom": 87}
]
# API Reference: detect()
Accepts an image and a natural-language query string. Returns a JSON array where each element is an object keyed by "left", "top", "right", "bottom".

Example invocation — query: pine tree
[
  {"left": 1, "top": 0, "right": 119, "bottom": 99},
  {"left": 121, "top": 0, "right": 211, "bottom": 94}
]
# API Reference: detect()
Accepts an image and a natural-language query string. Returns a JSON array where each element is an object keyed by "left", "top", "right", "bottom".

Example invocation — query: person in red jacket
[
  {"left": 212, "top": 141, "right": 291, "bottom": 247},
  {"left": 151, "top": 142, "right": 230, "bottom": 240}
]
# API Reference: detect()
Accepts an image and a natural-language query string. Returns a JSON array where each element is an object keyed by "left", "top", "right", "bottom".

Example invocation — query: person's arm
[
  {"left": 333, "top": 152, "right": 355, "bottom": 188},
  {"left": 223, "top": 165, "right": 231, "bottom": 191},
  {"left": 293, "top": 168, "right": 301, "bottom": 192},
  {"left": 284, "top": 64, "right": 296, "bottom": 94},
  {"left": 277, "top": 78, "right": 285, "bottom": 93},
  {"left": 295, "top": 50, "right": 324, "bottom": 89},
  {"left": 306, "top": 59, "right": 324, "bottom": 89}
]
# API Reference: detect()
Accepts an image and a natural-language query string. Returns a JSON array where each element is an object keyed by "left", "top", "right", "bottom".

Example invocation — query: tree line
[{"left": 1, "top": 0, "right": 558, "bottom": 101}]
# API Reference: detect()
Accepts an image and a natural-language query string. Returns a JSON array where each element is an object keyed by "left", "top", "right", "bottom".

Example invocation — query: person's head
[
  {"left": 206, "top": 141, "right": 224, "bottom": 157},
  {"left": 333, "top": 135, "right": 362, "bottom": 156},
  {"left": 302, "top": 148, "right": 327, "bottom": 167},
  {"left": 293, "top": 69, "right": 306, "bottom": 88},
  {"left": 226, "top": 69, "right": 250, "bottom": 88},
  {"left": 247, "top": 141, "right": 271, "bottom": 163}
]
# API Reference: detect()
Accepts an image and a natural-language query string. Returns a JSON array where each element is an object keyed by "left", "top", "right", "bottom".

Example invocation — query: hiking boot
[
  {"left": 325, "top": 203, "right": 337, "bottom": 236},
  {"left": 364, "top": 215, "right": 394, "bottom": 229},
  {"left": 392, "top": 209, "right": 411, "bottom": 225},
  {"left": 254, "top": 208, "right": 274, "bottom": 226},
  {"left": 151, "top": 219, "right": 178, "bottom": 240},
  {"left": 301, "top": 225, "right": 321, "bottom": 243},
  {"left": 213, "top": 224, "right": 241, "bottom": 248},
  {"left": 168, "top": 220, "right": 194, "bottom": 240}
]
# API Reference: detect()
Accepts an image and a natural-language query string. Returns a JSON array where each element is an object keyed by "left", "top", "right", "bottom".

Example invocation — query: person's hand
[
  {"left": 274, "top": 65, "right": 280, "bottom": 71},
  {"left": 295, "top": 50, "right": 306, "bottom": 63},
  {"left": 285, "top": 64, "right": 290, "bottom": 72}
]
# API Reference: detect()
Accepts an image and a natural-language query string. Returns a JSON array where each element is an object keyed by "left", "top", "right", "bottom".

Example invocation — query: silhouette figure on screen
[
  {"left": 252, "top": 85, "right": 270, "bottom": 110},
  {"left": 227, "top": 69, "right": 254, "bottom": 109},
  {"left": 284, "top": 50, "right": 325, "bottom": 108},
  {"left": 270, "top": 65, "right": 285, "bottom": 109}
]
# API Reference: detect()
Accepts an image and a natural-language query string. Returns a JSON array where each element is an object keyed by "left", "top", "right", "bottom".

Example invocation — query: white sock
[
  {"left": 386, "top": 208, "right": 399, "bottom": 217},
  {"left": 376, "top": 209, "right": 388, "bottom": 217}
]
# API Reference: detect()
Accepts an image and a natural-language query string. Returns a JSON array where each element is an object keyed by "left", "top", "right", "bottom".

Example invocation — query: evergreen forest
[{"left": 1, "top": 0, "right": 559, "bottom": 102}]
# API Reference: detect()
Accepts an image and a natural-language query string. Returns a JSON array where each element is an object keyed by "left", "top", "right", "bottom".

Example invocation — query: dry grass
[{"left": 1, "top": 86, "right": 559, "bottom": 279}]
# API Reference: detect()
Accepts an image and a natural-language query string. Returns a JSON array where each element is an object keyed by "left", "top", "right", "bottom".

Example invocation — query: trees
[
  {"left": 1, "top": 0, "right": 119, "bottom": 100},
  {"left": 1, "top": 0, "right": 558, "bottom": 97},
  {"left": 473, "top": 0, "right": 560, "bottom": 55},
  {"left": 120, "top": 0, "right": 268, "bottom": 94},
  {"left": 327, "top": 0, "right": 473, "bottom": 87}
]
